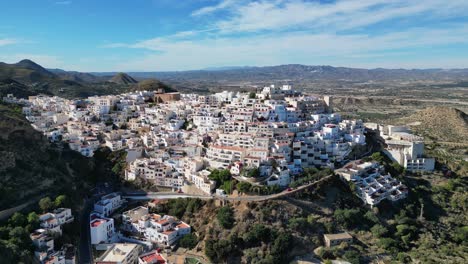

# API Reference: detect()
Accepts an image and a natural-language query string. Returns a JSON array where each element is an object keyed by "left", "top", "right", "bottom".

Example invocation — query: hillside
[
  {"left": 398, "top": 107, "right": 468, "bottom": 143},
  {"left": 0, "top": 59, "right": 56, "bottom": 83},
  {"left": 0, "top": 103, "right": 121, "bottom": 211},
  {"left": 109, "top": 72, "right": 138, "bottom": 85},
  {"left": 133, "top": 79, "right": 177, "bottom": 93},
  {"left": 49, "top": 68, "right": 105, "bottom": 83},
  {"left": 0, "top": 59, "right": 176, "bottom": 99}
]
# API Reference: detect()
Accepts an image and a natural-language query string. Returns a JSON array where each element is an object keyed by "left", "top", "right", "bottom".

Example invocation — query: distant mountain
[
  {"left": 91, "top": 64, "right": 468, "bottom": 83},
  {"left": 200, "top": 66, "right": 254, "bottom": 71},
  {"left": 0, "top": 59, "right": 177, "bottom": 98},
  {"left": 0, "top": 59, "right": 57, "bottom": 83},
  {"left": 15, "top": 59, "right": 56, "bottom": 78},
  {"left": 109, "top": 72, "right": 138, "bottom": 85},
  {"left": 48, "top": 68, "right": 104, "bottom": 83}
]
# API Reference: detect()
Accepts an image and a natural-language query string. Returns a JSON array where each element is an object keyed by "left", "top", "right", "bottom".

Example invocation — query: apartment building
[
  {"left": 380, "top": 125, "right": 435, "bottom": 172},
  {"left": 94, "top": 192, "right": 124, "bottom": 217},
  {"left": 336, "top": 160, "right": 408, "bottom": 207},
  {"left": 121, "top": 207, "right": 191, "bottom": 246},
  {"left": 39, "top": 208, "right": 74, "bottom": 234},
  {"left": 90, "top": 213, "right": 116, "bottom": 245},
  {"left": 125, "top": 158, "right": 184, "bottom": 188},
  {"left": 96, "top": 243, "right": 142, "bottom": 264},
  {"left": 206, "top": 145, "right": 246, "bottom": 168}
]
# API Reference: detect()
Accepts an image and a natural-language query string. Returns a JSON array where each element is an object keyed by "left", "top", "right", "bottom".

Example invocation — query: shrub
[
  {"left": 179, "top": 233, "right": 198, "bottom": 249},
  {"left": 217, "top": 206, "right": 235, "bottom": 229}
]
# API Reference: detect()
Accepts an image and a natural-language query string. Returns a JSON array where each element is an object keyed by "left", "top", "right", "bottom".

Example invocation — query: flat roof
[
  {"left": 324, "top": 232, "right": 353, "bottom": 240},
  {"left": 99, "top": 243, "right": 139, "bottom": 262}
]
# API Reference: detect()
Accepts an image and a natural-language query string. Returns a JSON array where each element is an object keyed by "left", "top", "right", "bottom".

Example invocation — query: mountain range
[
  {"left": 2, "top": 59, "right": 468, "bottom": 99},
  {"left": 91, "top": 64, "right": 468, "bottom": 82},
  {"left": 0, "top": 60, "right": 174, "bottom": 98}
]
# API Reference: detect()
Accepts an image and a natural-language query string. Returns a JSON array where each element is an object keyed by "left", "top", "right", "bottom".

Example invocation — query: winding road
[{"left": 123, "top": 174, "right": 334, "bottom": 202}]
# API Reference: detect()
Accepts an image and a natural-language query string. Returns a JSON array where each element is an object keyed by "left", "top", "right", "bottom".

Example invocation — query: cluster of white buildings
[
  {"left": 122, "top": 206, "right": 191, "bottom": 247},
  {"left": 95, "top": 244, "right": 167, "bottom": 264},
  {"left": 89, "top": 193, "right": 188, "bottom": 263},
  {"left": 16, "top": 85, "right": 366, "bottom": 194},
  {"left": 30, "top": 208, "right": 75, "bottom": 264},
  {"left": 336, "top": 160, "right": 408, "bottom": 207},
  {"left": 90, "top": 193, "right": 125, "bottom": 245},
  {"left": 366, "top": 124, "right": 435, "bottom": 172}
]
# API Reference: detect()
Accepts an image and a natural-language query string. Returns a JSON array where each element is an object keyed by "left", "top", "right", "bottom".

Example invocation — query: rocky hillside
[
  {"left": 398, "top": 107, "right": 468, "bottom": 143},
  {"left": 0, "top": 103, "right": 118, "bottom": 210},
  {"left": 0, "top": 59, "right": 176, "bottom": 99},
  {"left": 109, "top": 72, "right": 138, "bottom": 85}
]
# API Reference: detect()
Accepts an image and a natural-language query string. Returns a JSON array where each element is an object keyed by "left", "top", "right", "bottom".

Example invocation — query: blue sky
[{"left": 1, "top": 0, "right": 468, "bottom": 71}]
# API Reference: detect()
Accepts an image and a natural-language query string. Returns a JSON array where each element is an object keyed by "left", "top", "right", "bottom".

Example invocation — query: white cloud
[
  {"left": 191, "top": 0, "right": 237, "bottom": 16},
  {"left": 0, "top": 38, "right": 18, "bottom": 46},
  {"left": 55, "top": 1, "right": 72, "bottom": 5},
  {"left": 105, "top": 25, "right": 468, "bottom": 71},
  {"left": 100, "top": 0, "right": 468, "bottom": 71},
  {"left": 214, "top": 0, "right": 468, "bottom": 33},
  {"left": 0, "top": 54, "right": 63, "bottom": 68}
]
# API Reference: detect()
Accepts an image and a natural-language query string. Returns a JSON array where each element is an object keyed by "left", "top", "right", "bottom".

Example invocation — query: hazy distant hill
[
  {"left": 92, "top": 64, "right": 468, "bottom": 82},
  {"left": 48, "top": 68, "right": 105, "bottom": 83},
  {"left": 109, "top": 72, "right": 138, "bottom": 85}
]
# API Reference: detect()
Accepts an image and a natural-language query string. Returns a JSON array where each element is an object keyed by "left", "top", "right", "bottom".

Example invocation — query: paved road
[
  {"left": 78, "top": 198, "right": 93, "bottom": 264},
  {"left": 123, "top": 175, "right": 334, "bottom": 202}
]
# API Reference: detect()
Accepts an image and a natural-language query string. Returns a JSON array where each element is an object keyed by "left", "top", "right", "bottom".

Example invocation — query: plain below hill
[{"left": 397, "top": 106, "right": 468, "bottom": 143}]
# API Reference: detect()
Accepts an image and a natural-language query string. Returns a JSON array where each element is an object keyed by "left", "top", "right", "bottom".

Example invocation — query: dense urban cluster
[
  {"left": 89, "top": 192, "right": 184, "bottom": 264},
  {"left": 6, "top": 85, "right": 368, "bottom": 195},
  {"left": 1, "top": 83, "right": 443, "bottom": 264}
]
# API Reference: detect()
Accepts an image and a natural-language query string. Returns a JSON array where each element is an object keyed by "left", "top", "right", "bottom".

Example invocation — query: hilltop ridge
[
  {"left": 398, "top": 106, "right": 468, "bottom": 143},
  {"left": 109, "top": 72, "right": 138, "bottom": 85}
]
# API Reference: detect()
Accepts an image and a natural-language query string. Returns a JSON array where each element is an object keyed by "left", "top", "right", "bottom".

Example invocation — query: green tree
[
  {"left": 209, "top": 169, "right": 232, "bottom": 188},
  {"left": 378, "top": 237, "right": 398, "bottom": 252},
  {"left": 371, "top": 224, "right": 388, "bottom": 238},
  {"left": 217, "top": 206, "right": 235, "bottom": 229},
  {"left": 333, "top": 208, "right": 361, "bottom": 228},
  {"left": 9, "top": 213, "right": 26, "bottom": 227},
  {"left": 236, "top": 181, "right": 252, "bottom": 194},
  {"left": 243, "top": 224, "right": 271, "bottom": 247},
  {"left": 343, "top": 250, "right": 361, "bottom": 264},
  {"left": 371, "top": 152, "right": 384, "bottom": 162},
  {"left": 39, "top": 197, "right": 53, "bottom": 212},
  {"left": 54, "top": 195, "right": 68, "bottom": 208},
  {"left": 27, "top": 212, "right": 40, "bottom": 229},
  {"left": 179, "top": 233, "right": 198, "bottom": 249},
  {"left": 221, "top": 180, "right": 234, "bottom": 194},
  {"left": 249, "top": 92, "right": 256, "bottom": 99},
  {"left": 453, "top": 226, "right": 468, "bottom": 244},
  {"left": 271, "top": 232, "right": 292, "bottom": 263},
  {"left": 364, "top": 211, "right": 379, "bottom": 225}
]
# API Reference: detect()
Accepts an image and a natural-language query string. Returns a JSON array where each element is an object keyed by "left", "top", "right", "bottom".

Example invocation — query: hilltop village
[
  {"left": 3, "top": 84, "right": 437, "bottom": 263},
  {"left": 10, "top": 85, "right": 366, "bottom": 193}
]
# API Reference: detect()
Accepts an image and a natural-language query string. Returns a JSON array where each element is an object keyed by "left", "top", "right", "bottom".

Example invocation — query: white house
[
  {"left": 94, "top": 192, "right": 124, "bottom": 217},
  {"left": 90, "top": 213, "right": 116, "bottom": 245}
]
